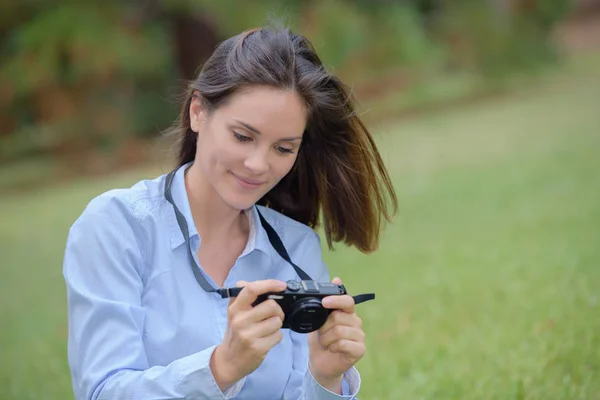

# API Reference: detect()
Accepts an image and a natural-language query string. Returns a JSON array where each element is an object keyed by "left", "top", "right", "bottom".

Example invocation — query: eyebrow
[{"left": 232, "top": 119, "right": 303, "bottom": 142}]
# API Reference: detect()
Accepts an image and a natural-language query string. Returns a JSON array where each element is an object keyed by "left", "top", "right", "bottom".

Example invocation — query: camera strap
[
  {"left": 255, "top": 210, "right": 311, "bottom": 281},
  {"left": 164, "top": 167, "right": 374, "bottom": 305}
]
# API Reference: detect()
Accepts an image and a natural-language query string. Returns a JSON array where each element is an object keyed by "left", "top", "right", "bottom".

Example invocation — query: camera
[
  {"left": 221, "top": 279, "right": 375, "bottom": 333},
  {"left": 254, "top": 279, "right": 349, "bottom": 333}
]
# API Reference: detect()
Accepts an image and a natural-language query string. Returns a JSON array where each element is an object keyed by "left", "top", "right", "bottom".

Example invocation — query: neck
[{"left": 184, "top": 163, "right": 248, "bottom": 243}]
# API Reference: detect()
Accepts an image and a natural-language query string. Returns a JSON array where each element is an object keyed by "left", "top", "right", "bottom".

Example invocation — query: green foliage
[
  {"left": 3, "top": 4, "right": 166, "bottom": 95},
  {"left": 301, "top": 0, "right": 370, "bottom": 70},
  {"left": 0, "top": 3, "right": 175, "bottom": 162},
  {"left": 167, "top": 0, "right": 303, "bottom": 38},
  {"left": 434, "top": 1, "right": 571, "bottom": 83},
  {"left": 366, "top": 3, "right": 445, "bottom": 77},
  {"left": 530, "top": 0, "right": 573, "bottom": 30},
  {"left": 0, "top": 0, "right": 574, "bottom": 164}
]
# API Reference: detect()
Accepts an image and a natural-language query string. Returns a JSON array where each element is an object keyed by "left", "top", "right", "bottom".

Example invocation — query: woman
[{"left": 63, "top": 25, "right": 397, "bottom": 400}]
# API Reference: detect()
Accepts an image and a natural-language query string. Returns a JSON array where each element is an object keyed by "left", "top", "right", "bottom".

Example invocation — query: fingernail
[{"left": 322, "top": 297, "right": 333, "bottom": 307}]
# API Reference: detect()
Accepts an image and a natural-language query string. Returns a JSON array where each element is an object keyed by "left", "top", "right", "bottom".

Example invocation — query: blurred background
[{"left": 1, "top": 1, "right": 599, "bottom": 399}]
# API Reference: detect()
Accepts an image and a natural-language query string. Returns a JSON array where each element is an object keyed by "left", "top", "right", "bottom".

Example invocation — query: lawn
[{"left": 1, "top": 60, "right": 599, "bottom": 399}]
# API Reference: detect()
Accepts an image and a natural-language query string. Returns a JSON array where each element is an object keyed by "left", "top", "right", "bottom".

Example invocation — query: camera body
[{"left": 252, "top": 279, "right": 347, "bottom": 333}]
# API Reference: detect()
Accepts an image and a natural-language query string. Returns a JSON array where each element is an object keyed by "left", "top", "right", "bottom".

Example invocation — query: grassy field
[{"left": 1, "top": 60, "right": 599, "bottom": 399}]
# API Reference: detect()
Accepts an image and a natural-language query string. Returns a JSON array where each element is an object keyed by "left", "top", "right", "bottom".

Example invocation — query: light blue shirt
[{"left": 63, "top": 163, "right": 361, "bottom": 400}]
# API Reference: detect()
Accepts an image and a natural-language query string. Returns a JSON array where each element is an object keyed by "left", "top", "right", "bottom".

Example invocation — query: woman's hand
[
  {"left": 210, "top": 279, "right": 287, "bottom": 391},
  {"left": 307, "top": 277, "right": 366, "bottom": 394}
]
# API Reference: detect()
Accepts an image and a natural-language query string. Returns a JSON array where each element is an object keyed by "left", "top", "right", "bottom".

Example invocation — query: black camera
[
  {"left": 252, "top": 279, "right": 346, "bottom": 333},
  {"left": 220, "top": 279, "right": 374, "bottom": 333}
]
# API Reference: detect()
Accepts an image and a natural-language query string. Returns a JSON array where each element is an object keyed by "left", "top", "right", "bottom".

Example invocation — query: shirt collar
[
  {"left": 246, "top": 204, "right": 273, "bottom": 258},
  {"left": 165, "top": 162, "right": 272, "bottom": 258}
]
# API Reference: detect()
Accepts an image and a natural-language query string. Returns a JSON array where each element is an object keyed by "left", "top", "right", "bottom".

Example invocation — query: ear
[{"left": 189, "top": 92, "right": 205, "bottom": 133}]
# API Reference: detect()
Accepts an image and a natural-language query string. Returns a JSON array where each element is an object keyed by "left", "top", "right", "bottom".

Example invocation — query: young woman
[{"left": 63, "top": 25, "right": 397, "bottom": 400}]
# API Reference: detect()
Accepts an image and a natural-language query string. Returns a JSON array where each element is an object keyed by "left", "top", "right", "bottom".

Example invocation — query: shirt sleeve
[
  {"left": 63, "top": 193, "right": 244, "bottom": 400},
  {"left": 282, "top": 231, "right": 362, "bottom": 400}
]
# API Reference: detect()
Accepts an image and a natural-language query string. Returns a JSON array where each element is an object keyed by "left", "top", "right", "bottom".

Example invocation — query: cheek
[
  {"left": 273, "top": 155, "right": 299, "bottom": 180},
  {"left": 216, "top": 144, "right": 246, "bottom": 171},
  {"left": 198, "top": 134, "right": 239, "bottom": 173}
]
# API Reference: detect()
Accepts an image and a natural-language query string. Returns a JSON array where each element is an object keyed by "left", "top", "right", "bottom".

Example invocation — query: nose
[{"left": 243, "top": 148, "right": 269, "bottom": 175}]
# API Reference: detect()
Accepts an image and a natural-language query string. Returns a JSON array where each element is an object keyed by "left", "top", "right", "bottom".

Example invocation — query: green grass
[{"left": 1, "top": 61, "right": 599, "bottom": 399}]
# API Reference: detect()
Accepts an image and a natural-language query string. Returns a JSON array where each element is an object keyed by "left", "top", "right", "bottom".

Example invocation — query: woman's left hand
[{"left": 307, "top": 277, "right": 366, "bottom": 393}]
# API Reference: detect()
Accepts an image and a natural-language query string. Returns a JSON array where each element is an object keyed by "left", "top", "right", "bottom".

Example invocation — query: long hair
[{"left": 165, "top": 24, "right": 397, "bottom": 253}]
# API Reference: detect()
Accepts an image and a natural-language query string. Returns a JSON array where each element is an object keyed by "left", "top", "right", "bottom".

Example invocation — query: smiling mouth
[{"left": 231, "top": 172, "right": 266, "bottom": 188}]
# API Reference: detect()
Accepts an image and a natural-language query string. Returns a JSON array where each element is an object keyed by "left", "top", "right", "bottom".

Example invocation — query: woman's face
[{"left": 189, "top": 86, "right": 307, "bottom": 211}]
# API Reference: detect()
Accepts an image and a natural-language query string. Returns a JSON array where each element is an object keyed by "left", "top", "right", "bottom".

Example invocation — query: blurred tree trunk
[
  {"left": 123, "top": 0, "right": 220, "bottom": 82},
  {"left": 170, "top": 13, "right": 219, "bottom": 82}
]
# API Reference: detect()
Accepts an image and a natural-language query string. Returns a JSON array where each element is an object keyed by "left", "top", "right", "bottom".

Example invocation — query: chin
[
  {"left": 218, "top": 173, "right": 272, "bottom": 211},
  {"left": 225, "top": 198, "right": 256, "bottom": 212},
  {"left": 220, "top": 188, "right": 263, "bottom": 211}
]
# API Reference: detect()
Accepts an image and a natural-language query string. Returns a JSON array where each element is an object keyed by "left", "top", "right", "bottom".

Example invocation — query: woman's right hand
[{"left": 210, "top": 279, "right": 288, "bottom": 391}]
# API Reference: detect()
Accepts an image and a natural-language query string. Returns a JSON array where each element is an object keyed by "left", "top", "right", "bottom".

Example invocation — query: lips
[{"left": 231, "top": 172, "right": 266, "bottom": 189}]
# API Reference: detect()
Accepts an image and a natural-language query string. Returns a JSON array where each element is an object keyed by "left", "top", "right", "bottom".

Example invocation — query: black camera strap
[
  {"left": 255, "top": 210, "right": 311, "bottom": 281},
  {"left": 164, "top": 168, "right": 374, "bottom": 305},
  {"left": 164, "top": 169, "right": 225, "bottom": 294}
]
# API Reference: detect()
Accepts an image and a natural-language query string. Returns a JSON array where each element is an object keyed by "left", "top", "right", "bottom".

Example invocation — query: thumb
[{"left": 332, "top": 277, "right": 343, "bottom": 285}]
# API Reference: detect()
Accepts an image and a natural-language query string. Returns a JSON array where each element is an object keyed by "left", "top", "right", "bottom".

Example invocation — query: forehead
[{"left": 216, "top": 86, "right": 307, "bottom": 137}]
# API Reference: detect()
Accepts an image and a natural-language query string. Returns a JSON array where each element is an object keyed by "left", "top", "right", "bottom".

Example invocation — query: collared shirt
[{"left": 63, "top": 162, "right": 361, "bottom": 400}]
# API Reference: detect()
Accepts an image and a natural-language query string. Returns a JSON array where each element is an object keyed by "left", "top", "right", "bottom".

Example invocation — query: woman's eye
[
  {"left": 233, "top": 132, "right": 251, "bottom": 142},
  {"left": 276, "top": 146, "right": 294, "bottom": 155}
]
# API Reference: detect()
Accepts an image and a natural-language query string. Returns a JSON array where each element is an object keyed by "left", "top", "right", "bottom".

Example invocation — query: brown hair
[{"left": 167, "top": 24, "right": 397, "bottom": 253}]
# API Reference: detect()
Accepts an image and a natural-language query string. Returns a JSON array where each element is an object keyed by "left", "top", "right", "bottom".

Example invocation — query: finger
[
  {"left": 318, "top": 325, "right": 365, "bottom": 349},
  {"left": 233, "top": 280, "right": 287, "bottom": 309},
  {"left": 246, "top": 299, "right": 285, "bottom": 324},
  {"left": 253, "top": 329, "right": 284, "bottom": 353},
  {"left": 327, "top": 339, "right": 366, "bottom": 357},
  {"left": 332, "top": 276, "right": 343, "bottom": 285},
  {"left": 247, "top": 314, "right": 285, "bottom": 338},
  {"left": 228, "top": 280, "right": 249, "bottom": 306},
  {"left": 318, "top": 310, "right": 361, "bottom": 334},
  {"left": 321, "top": 294, "right": 355, "bottom": 314}
]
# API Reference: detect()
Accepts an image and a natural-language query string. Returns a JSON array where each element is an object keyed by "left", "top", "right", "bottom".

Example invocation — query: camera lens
[{"left": 288, "top": 298, "right": 329, "bottom": 333}]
